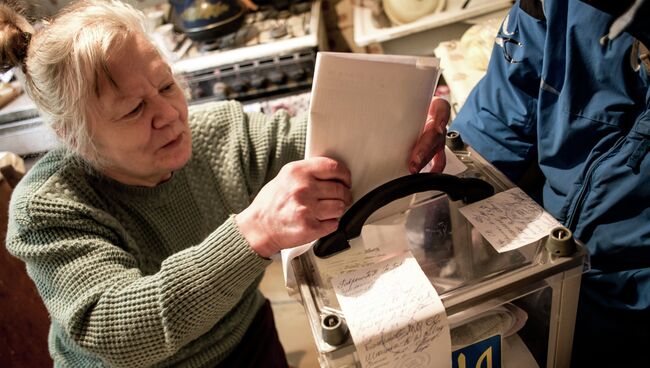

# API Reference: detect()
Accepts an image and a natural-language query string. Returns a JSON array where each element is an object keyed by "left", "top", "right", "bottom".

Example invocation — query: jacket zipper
[{"left": 566, "top": 136, "right": 626, "bottom": 230}]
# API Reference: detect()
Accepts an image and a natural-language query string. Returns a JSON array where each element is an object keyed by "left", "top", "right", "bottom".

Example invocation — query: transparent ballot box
[{"left": 290, "top": 140, "right": 588, "bottom": 368}]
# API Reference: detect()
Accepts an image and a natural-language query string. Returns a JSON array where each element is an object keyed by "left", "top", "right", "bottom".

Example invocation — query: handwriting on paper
[
  {"left": 316, "top": 220, "right": 409, "bottom": 281},
  {"left": 332, "top": 254, "right": 452, "bottom": 368},
  {"left": 459, "top": 187, "right": 562, "bottom": 253}
]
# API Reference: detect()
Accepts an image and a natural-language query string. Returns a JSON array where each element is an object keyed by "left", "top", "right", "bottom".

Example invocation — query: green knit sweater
[{"left": 6, "top": 101, "right": 306, "bottom": 367}]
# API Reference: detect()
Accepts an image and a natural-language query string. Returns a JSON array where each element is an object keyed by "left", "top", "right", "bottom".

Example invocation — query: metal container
[{"left": 169, "top": 0, "right": 246, "bottom": 41}]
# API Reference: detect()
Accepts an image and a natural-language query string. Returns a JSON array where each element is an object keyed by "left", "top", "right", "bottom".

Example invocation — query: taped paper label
[
  {"left": 459, "top": 187, "right": 562, "bottom": 253},
  {"left": 332, "top": 252, "right": 452, "bottom": 368},
  {"left": 316, "top": 217, "right": 409, "bottom": 284}
]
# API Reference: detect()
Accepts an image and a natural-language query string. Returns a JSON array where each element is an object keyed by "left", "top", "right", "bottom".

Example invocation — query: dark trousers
[
  {"left": 571, "top": 292, "right": 650, "bottom": 367},
  {"left": 216, "top": 299, "right": 290, "bottom": 368}
]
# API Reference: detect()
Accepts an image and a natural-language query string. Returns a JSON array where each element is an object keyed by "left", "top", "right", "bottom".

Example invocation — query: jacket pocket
[{"left": 625, "top": 114, "right": 650, "bottom": 171}]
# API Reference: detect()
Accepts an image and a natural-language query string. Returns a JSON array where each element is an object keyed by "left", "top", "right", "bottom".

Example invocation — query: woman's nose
[{"left": 152, "top": 97, "right": 179, "bottom": 129}]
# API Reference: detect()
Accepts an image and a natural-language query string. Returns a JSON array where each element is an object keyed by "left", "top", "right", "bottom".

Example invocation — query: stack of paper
[
  {"left": 306, "top": 52, "right": 441, "bottom": 216},
  {"left": 282, "top": 51, "right": 443, "bottom": 288}
]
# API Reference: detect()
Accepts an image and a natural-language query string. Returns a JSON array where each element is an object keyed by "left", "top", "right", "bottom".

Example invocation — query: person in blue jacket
[{"left": 442, "top": 0, "right": 649, "bottom": 365}]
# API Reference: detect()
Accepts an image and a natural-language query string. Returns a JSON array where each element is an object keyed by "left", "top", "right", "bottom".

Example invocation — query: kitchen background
[{"left": 0, "top": 1, "right": 512, "bottom": 367}]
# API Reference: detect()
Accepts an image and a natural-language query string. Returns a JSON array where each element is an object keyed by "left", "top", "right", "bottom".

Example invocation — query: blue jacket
[{"left": 451, "top": 0, "right": 649, "bottom": 364}]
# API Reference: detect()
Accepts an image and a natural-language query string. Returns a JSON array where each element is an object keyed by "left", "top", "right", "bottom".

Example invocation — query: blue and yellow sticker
[{"left": 452, "top": 334, "right": 501, "bottom": 368}]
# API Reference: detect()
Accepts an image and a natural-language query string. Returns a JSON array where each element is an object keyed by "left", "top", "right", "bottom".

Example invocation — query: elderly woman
[{"left": 0, "top": 1, "right": 449, "bottom": 367}]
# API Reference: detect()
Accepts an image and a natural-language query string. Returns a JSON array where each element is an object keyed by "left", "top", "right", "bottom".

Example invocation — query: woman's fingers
[
  {"left": 409, "top": 122, "right": 446, "bottom": 173},
  {"left": 409, "top": 97, "right": 451, "bottom": 173},
  {"left": 314, "top": 180, "right": 353, "bottom": 205},
  {"left": 426, "top": 96, "right": 451, "bottom": 130},
  {"left": 236, "top": 157, "right": 353, "bottom": 258},
  {"left": 429, "top": 146, "right": 447, "bottom": 173},
  {"left": 314, "top": 199, "right": 347, "bottom": 221},
  {"left": 305, "top": 156, "right": 352, "bottom": 188}
]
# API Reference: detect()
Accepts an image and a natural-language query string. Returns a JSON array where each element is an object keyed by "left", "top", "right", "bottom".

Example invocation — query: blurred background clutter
[{"left": 0, "top": 0, "right": 510, "bottom": 157}]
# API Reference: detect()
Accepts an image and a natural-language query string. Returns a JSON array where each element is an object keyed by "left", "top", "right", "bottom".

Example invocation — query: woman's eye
[
  {"left": 125, "top": 102, "right": 144, "bottom": 118},
  {"left": 161, "top": 83, "right": 175, "bottom": 93}
]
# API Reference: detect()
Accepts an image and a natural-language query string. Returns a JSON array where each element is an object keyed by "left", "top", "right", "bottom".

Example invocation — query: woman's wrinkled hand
[
  {"left": 235, "top": 157, "right": 352, "bottom": 258},
  {"left": 408, "top": 97, "right": 451, "bottom": 174}
]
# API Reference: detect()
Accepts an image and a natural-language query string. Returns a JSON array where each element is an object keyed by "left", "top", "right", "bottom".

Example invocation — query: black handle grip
[{"left": 313, "top": 173, "right": 494, "bottom": 258}]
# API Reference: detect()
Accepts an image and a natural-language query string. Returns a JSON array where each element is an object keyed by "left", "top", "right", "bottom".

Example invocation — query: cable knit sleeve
[
  {"left": 188, "top": 101, "right": 307, "bottom": 202},
  {"left": 4, "top": 101, "right": 305, "bottom": 367},
  {"left": 6, "top": 159, "right": 270, "bottom": 367}
]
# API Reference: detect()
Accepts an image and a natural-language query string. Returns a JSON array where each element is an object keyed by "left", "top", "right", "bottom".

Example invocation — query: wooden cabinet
[{"left": 0, "top": 172, "right": 52, "bottom": 367}]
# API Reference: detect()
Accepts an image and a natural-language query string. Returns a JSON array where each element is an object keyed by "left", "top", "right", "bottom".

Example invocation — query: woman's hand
[
  {"left": 235, "top": 157, "right": 352, "bottom": 258},
  {"left": 408, "top": 97, "right": 451, "bottom": 173}
]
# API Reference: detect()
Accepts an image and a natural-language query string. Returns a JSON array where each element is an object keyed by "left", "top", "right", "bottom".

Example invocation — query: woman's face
[{"left": 89, "top": 33, "right": 191, "bottom": 187}]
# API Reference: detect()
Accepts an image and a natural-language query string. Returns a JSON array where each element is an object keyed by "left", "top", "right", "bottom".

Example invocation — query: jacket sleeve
[{"left": 450, "top": 0, "right": 547, "bottom": 183}]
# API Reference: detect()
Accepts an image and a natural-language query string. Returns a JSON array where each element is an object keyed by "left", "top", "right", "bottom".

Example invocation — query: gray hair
[{"left": 1, "top": 0, "right": 150, "bottom": 165}]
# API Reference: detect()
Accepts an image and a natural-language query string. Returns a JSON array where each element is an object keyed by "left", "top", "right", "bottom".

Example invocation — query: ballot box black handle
[{"left": 313, "top": 173, "right": 494, "bottom": 258}]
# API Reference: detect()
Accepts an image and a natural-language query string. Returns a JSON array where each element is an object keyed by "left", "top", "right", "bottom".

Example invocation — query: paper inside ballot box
[{"left": 307, "top": 52, "right": 441, "bottom": 222}]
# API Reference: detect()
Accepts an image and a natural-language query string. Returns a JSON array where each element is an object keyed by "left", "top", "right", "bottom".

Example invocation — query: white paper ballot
[
  {"left": 332, "top": 253, "right": 452, "bottom": 368},
  {"left": 459, "top": 188, "right": 562, "bottom": 253},
  {"left": 282, "top": 52, "right": 441, "bottom": 291},
  {"left": 307, "top": 51, "right": 440, "bottom": 222}
]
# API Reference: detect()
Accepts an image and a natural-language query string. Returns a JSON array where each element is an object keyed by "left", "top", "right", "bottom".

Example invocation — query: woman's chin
[{"left": 163, "top": 144, "right": 193, "bottom": 172}]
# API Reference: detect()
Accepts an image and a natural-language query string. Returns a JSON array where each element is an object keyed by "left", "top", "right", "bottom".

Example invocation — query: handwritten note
[
  {"left": 315, "top": 218, "right": 409, "bottom": 283},
  {"left": 459, "top": 188, "right": 562, "bottom": 253},
  {"left": 332, "top": 253, "right": 452, "bottom": 368}
]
